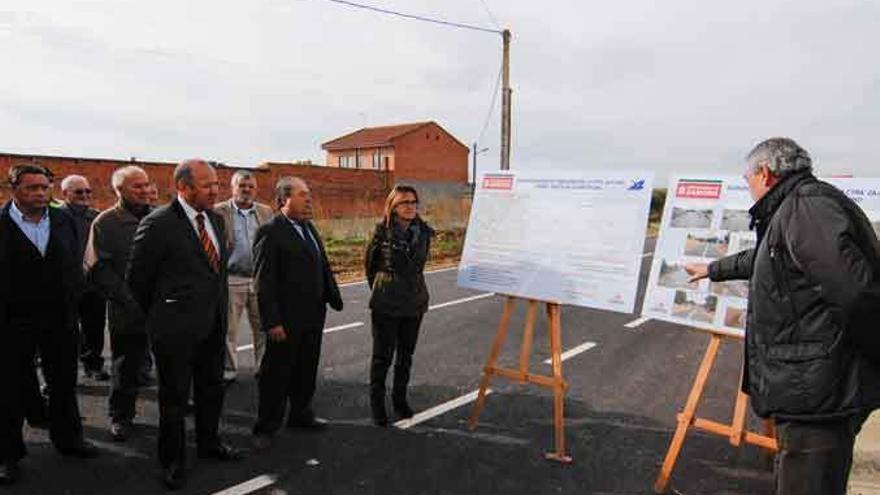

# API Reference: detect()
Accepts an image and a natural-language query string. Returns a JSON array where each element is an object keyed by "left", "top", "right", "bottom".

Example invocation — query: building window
[
  {"left": 372, "top": 153, "right": 380, "bottom": 169},
  {"left": 339, "top": 155, "right": 355, "bottom": 168}
]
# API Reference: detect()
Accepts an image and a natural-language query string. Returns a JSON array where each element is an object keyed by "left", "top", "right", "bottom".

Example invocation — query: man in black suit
[
  {"left": 127, "top": 159, "right": 241, "bottom": 490},
  {"left": 0, "top": 165, "right": 98, "bottom": 486},
  {"left": 252, "top": 176, "right": 343, "bottom": 446}
]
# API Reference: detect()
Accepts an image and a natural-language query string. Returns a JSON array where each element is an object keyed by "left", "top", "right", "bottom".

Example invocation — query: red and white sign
[
  {"left": 482, "top": 175, "right": 514, "bottom": 191},
  {"left": 675, "top": 180, "right": 722, "bottom": 199}
]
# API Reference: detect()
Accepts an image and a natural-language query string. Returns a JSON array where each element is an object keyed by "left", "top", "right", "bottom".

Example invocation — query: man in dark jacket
[
  {"left": 127, "top": 159, "right": 241, "bottom": 489},
  {"left": 0, "top": 165, "right": 98, "bottom": 486},
  {"left": 59, "top": 174, "right": 108, "bottom": 380},
  {"left": 84, "top": 166, "right": 152, "bottom": 441},
  {"left": 252, "top": 176, "right": 343, "bottom": 446},
  {"left": 687, "top": 137, "right": 880, "bottom": 495}
]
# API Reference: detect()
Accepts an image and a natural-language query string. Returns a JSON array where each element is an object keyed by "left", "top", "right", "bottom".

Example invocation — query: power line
[
  {"left": 477, "top": 62, "right": 502, "bottom": 144},
  {"left": 319, "top": 0, "right": 503, "bottom": 35},
  {"left": 477, "top": 0, "right": 501, "bottom": 30}
]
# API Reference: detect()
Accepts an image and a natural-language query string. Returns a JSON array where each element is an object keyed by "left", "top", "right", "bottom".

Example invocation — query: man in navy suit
[{"left": 127, "top": 159, "right": 241, "bottom": 490}]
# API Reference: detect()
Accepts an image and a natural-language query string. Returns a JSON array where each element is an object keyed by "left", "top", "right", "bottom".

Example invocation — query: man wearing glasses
[{"left": 59, "top": 175, "right": 108, "bottom": 381}]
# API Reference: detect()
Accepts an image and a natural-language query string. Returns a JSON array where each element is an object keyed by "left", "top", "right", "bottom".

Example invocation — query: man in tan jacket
[{"left": 214, "top": 170, "right": 274, "bottom": 382}]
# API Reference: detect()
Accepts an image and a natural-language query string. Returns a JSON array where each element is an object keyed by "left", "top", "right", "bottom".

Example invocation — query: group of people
[{"left": 0, "top": 159, "right": 434, "bottom": 490}]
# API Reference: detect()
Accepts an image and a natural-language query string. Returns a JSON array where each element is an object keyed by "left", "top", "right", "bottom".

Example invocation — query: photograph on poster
[
  {"left": 684, "top": 232, "right": 730, "bottom": 259},
  {"left": 710, "top": 280, "right": 749, "bottom": 298},
  {"left": 670, "top": 207, "right": 714, "bottom": 229},
  {"left": 658, "top": 259, "right": 699, "bottom": 290},
  {"left": 672, "top": 291, "right": 718, "bottom": 324},
  {"left": 720, "top": 209, "right": 751, "bottom": 232},
  {"left": 724, "top": 306, "right": 747, "bottom": 330}
]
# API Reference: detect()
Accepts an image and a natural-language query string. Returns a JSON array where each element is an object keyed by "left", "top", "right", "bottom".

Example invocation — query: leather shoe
[
  {"left": 0, "top": 461, "right": 19, "bottom": 486},
  {"left": 59, "top": 441, "right": 99, "bottom": 458},
  {"left": 286, "top": 416, "right": 329, "bottom": 430},
  {"left": 162, "top": 465, "right": 185, "bottom": 490},
  {"left": 197, "top": 443, "right": 243, "bottom": 461},
  {"left": 110, "top": 421, "right": 131, "bottom": 442}
]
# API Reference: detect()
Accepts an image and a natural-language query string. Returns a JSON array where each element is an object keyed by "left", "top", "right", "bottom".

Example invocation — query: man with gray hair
[
  {"left": 59, "top": 174, "right": 107, "bottom": 381},
  {"left": 84, "top": 166, "right": 152, "bottom": 442},
  {"left": 686, "top": 137, "right": 880, "bottom": 494},
  {"left": 213, "top": 170, "right": 273, "bottom": 382}
]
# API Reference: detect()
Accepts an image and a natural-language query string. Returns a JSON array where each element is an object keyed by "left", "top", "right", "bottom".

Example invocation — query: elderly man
[
  {"left": 59, "top": 174, "right": 108, "bottom": 381},
  {"left": 127, "top": 159, "right": 240, "bottom": 490},
  {"left": 84, "top": 166, "right": 153, "bottom": 442},
  {"left": 252, "top": 177, "right": 342, "bottom": 447},
  {"left": 686, "top": 137, "right": 880, "bottom": 495},
  {"left": 0, "top": 165, "right": 98, "bottom": 486},
  {"left": 214, "top": 170, "right": 273, "bottom": 382}
]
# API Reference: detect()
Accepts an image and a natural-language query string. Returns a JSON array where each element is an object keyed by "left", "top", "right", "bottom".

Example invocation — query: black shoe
[
  {"left": 0, "top": 461, "right": 19, "bottom": 486},
  {"left": 59, "top": 441, "right": 99, "bottom": 458},
  {"left": 26, "top": 413, "right": 50, "bottom": 430},
  {"left": 393, "top": 398, "right": 415, "bottom": 419},
  {"left": 197, "top": 443, "right": 243, "bottom": 461},
  {"left": 286, "top": 416, "right": 329, "bottom": 430},
  {"left": 162, "top": 465, "right": 185, "bottom": 490},
  {"left": 371, "top": 396, "right": 389, "bottom": 427},
  {"left": 110, "top": 421, "right": 131, "bottom": 442}
]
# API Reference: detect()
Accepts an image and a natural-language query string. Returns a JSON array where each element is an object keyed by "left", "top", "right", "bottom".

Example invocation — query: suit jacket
[
  {"left": 126, "top": 199, "right": 229, "bottom": 343},
  {"left": 0, "top": 201, "right": 83, "bottom": 328},
  {"left": 253, "top": 214, "right": 342, "bottom": 333},
  {"left": 213, "top": 199, "right": 274, "bottom": 257}
]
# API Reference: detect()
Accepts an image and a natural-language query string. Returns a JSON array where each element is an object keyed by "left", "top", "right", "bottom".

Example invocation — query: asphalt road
[{"left": 17, "top": 236, "right": 776, "bottom": 494}]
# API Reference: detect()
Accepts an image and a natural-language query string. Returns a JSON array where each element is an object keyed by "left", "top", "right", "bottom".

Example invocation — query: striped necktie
[{"left": 196, "top": 213, "right": 220, "bottom": 272}]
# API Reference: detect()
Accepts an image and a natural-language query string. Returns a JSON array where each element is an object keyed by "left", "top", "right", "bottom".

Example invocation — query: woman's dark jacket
[
  {"left": 365, "top": 217, "right": 434, "bottom": 317},
  {"left": 708, "top": 171, "right": 880, "bottom": 421}
]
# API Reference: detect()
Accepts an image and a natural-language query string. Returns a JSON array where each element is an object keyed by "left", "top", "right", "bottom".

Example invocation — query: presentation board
[
  {"left": 642, "top": 175, "right": 880, "bottom": 337},
  {"left": 457, "top": 170, "right": 654, "bottom": 312}
]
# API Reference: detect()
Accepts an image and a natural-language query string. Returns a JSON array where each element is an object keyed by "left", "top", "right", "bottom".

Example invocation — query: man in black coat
[
  {"left": 687, "top": 138, "right": 880, "bottom": 495},
  {"left": 127, "top": 159, "right": 241, "bottom": 490},
  {"left": 252, "top": 176, "right": 343, "bottom": 446},
  {"left": 0, "top": 165, "right": 98, "bottom": 486}
]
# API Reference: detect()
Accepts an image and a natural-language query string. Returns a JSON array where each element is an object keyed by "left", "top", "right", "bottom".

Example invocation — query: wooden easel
[
  {"left": 653, "top": 331, "right": 777, "bottom": 493},
  {"left": 468, "top": 295, "right": 572, "bottom": 463}
]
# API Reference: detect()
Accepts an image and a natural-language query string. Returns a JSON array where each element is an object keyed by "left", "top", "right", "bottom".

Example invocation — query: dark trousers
[
  {"left": 152, "top": 327, "right": 225, "bottom": 469},
  {"left": 0, "top": 317, "right": 84, "bottom": 462},
  {"left": 77, "top": 291, "right": 107, "bottom": 371},
  {"left": 108, "top": 331, "right": 148, "bottom": 422},
  {"left": 369, "top": 312, "right": 422, "bottom": 401},
  {"left": 254, "top": 312, "right": 325, "bottom": 436},
  {"left": 775, "top": 412, "right": 869, "bottom": 495}
]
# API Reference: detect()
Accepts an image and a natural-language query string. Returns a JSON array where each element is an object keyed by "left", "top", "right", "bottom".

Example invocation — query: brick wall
[
  {"left": 394, "top": 122, "right": 469, "bottom": 183},
  {"left": 0, "top": 153, "right": 389, "bottom": 218}
]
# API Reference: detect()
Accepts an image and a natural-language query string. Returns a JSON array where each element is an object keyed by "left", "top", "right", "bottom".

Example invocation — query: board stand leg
[{"left": 469, "top": 296, "right": 572, "bottom": 464}]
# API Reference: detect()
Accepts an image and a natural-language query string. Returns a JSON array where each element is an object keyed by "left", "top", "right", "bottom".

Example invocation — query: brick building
[{"left": 322, "top": 121, "right": 469, "bottom": 200}]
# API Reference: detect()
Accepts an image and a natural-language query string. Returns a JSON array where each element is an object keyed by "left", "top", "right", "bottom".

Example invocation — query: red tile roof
[{"left": 321, "top": 122, "right": 435, "bottom": 151}]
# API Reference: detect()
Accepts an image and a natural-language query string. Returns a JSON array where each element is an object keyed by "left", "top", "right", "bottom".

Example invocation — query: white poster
[
  {"left": 643, "top": 175, "right": 880, "bottom": 337},
  {"left": 457, "top": 170, "right": 654, "bottom": 312}
]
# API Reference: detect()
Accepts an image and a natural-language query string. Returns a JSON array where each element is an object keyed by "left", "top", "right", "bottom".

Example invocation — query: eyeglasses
[
  {"left": 397, "top": 200, "right": 419, "bottom": 207},
  {"left": 73, "top": 188, "right": 92, "bottom": 195}
]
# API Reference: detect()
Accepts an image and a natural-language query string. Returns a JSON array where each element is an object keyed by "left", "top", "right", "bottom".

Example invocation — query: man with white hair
[
  {"left": 59, "top": 175, "right": 107, "bottom": 381},
  {"left": 686, "top": 137, "right": 880, "bottom": 494},
  {"left": 84, "top": 166, "right": 153, "bottom": 441}
]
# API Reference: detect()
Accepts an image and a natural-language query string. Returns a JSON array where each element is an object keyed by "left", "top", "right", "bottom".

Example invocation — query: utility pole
[{"left": 500, "top": 28, "right": 512, "bottom": 171}]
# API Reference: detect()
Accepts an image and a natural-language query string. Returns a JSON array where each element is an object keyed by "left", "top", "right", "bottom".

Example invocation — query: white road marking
[
  {"left": 395, "top": 389, "right": 492, "bottom": 430},
  {"left": 543, "top": 341, "right": 597, "bottom": 364},
  {"left": 428, "top": 292, "right": 494, "bottom": 311},
  {"left": 211, "top": 474, "right": 277, "bottom": 495},
  {"left": 624, "top": 317, "right": 650, "bottom": 328},
  {"left": 323, "top": 321, "right": 365, "bottom": 334},
  {"left": 236, "top": 343, "right": 254, "bottom": 352}
]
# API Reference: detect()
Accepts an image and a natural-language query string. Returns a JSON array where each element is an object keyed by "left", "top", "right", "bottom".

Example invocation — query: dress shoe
[
  {"left": 110, "top": 421, "right": 131, "bottom": 442},
  {"left": 59, "top": 441, "right": 99, "bottom": 458},
  {"left": 162, "top": 465, "right": 185, "bottom": 490},
  {"left": 286, "top": 416, "right": 329, "bottom": 430},
  {"left": 0, "top": 461, "right": 19, "bottom": 486},
  {"left": 197, "top": 443, "right": 243, "bottom": 461},
  {"left": 392, "top": 398, "right": 415, "bottom": 420}
]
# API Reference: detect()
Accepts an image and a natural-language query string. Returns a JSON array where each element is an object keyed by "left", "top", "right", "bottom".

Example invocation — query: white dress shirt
[{"left": 177, "top": 194, "right": 220, "bottom": 254}]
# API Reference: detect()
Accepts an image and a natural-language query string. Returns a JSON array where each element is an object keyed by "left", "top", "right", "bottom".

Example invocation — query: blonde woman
[{"left": 364, "top": 185, "right": 434, "bottom": 426}]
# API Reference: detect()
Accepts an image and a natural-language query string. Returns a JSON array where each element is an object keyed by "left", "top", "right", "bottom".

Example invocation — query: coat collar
[{"left": 748, "top": 170, "right": 815, "bottom": 241}]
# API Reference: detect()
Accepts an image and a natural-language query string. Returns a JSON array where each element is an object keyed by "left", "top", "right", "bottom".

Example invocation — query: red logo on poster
[
  {"left": 482, "top": 176, "right": 514, "bottom": 190},
  {"left": 675, "top": 180, "right": 722, "bottom": 199}
]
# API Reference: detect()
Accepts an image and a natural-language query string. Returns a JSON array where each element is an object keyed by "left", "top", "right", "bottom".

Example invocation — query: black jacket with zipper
[
  {"left": 709, "top": 171, "right": 880, "bottom": 421},
  {"left": 365, "top": 218, "right": 434, "bottom": 317}
]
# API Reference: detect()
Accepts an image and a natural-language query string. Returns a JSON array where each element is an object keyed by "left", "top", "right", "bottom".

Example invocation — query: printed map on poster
[
  {"left": 643, "top": 175, "right": 880, "bottom": 337},
  {"left": 457, "top": 170, "right": 654, "bottom": 313}
]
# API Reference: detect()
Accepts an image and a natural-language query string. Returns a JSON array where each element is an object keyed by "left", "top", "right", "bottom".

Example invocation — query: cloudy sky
[{"left": 0, "top": 0, "right": 877, "bottom": 181}]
